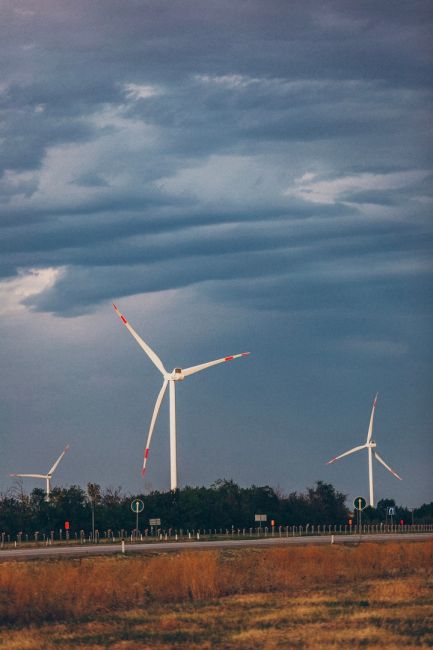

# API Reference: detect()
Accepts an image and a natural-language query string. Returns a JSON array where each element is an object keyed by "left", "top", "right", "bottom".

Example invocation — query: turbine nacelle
[{"left": 167, "top": 368, "right": 185, "bottom": 381}]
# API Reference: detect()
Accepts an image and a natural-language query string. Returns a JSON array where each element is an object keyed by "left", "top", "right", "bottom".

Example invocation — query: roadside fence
[{"left": 1, "top": 523, "right": 433, "bottom": 550}]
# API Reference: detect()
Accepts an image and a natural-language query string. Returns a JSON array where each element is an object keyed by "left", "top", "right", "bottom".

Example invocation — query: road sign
[
  {"left": 130, "top": 499, "right": 144, "bottom": 514},
  {"left": 387, "top": 507, "right": 395, "bottom": 516},
  {"left": 255, "top": 514, "right": 267, "bottom": 522},
  {"left": 149, "top": 518, "right": 161, "bottom": 526},
  {"left": 64, "top": 521, "right": 70, "bottom": 530},
  {"left": 353, "top": 496, "right": 367, "bottom": 511}
]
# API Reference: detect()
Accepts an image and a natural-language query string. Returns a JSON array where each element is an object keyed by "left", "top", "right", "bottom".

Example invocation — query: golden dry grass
[
  {"left": 0, "top": 541, "right": 432, "bottom": 648},
  {"left": 1, "top": 576, "right": 432, "bottom": 649}
]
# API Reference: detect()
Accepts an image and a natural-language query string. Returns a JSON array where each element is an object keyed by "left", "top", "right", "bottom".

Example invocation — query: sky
[{"left": 1, "top": 0, "right": 432, "bottom": 509}]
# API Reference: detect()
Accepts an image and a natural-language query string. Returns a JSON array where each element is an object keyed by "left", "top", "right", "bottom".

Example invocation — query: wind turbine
[
  {"left": 326, "top": 394, "right": 401, "bottom": 507},
  {"left": 10, "top": 445, "right": 70, "bottom": 502},
  {"left": 113, "top": 304, "right": 250, "bottom": 490}
]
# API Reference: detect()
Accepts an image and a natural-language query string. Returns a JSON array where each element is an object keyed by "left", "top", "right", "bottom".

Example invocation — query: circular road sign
[
  {"left": 131, "top": 498, "right": 144, "bottom": 514},
  {"left": 353, "top": 496, "right": 367, "bottom": 511}
]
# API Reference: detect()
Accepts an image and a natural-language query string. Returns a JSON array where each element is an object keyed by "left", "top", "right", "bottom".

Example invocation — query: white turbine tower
[
  {"left": 113, "top": 304, "right": 250, "bottom": 490},
  {"left": 327, "top": 394, "right": 402, "bottom": 507},
  {"left": 10, "top": 445, "right": 70, "bottom": 502}
]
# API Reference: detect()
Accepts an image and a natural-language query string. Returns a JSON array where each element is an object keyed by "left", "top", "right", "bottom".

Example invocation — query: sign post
[
  {"left": 149, "top": 518, "right": 161, "bottom": 526},
  {"left": 130, "top": 499, "right": 144, "bottom": 539},
  {"left": 353, "top": 496, "right": 367, "bottom": 533},
  {"left": 387, "top": 506, "right": 395, "bottom": 526},
  {"left": 149, "top": 518, "right": 161, "bottom": 535},
  {"left": 254, "top": 514, "right": 267, "bottom": 532}
]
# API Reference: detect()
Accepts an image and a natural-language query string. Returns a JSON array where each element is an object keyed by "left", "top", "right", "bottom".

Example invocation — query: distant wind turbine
[
  {"left": 10, "top": 445, "right": 70, "bottom": 502},
  {"left": 113, "top": 304, "right": 250, "bottom": 490},
  {"left": 326, "top": 394, "right": 401, "bottom": 507}
]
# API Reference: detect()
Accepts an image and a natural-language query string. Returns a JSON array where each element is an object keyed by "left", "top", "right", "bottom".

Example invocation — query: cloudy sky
[{"left": 1, "top": 0, "right": 432, "bottom": 508}]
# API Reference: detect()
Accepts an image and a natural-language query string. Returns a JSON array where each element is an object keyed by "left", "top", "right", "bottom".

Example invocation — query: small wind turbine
[
  {"left": 10, "top": 445, "right": 70, "bottom": 502},
  {"left": 326, "top": 394, "right": 401, "bottom": 507},
  {"left": 113, "top": 304, "right": 250, "bottom": 490}
]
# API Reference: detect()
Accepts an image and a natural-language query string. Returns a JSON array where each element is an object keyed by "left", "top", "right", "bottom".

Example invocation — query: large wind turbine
[
  {"left": 10, "top": 445, "right": 70, "bottom": 502},
  {"left": 326, "top": 394, "right": 401, "bottom": 507},
  {"left": 113, "top": 304, "right": 250, "bottom": 490}
]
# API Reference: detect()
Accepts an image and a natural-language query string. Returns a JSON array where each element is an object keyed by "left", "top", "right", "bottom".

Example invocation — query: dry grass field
[{"left": 0, "top": 541, "right": 432, "bottom": 649}]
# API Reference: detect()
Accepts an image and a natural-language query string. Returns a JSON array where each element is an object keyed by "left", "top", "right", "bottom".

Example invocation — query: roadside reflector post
[
  {"left": 331, "top": 535, "right": 334, "bottom": 544},
  {"left": 121, "top": 540, "right": 125, "bottom": 554}
]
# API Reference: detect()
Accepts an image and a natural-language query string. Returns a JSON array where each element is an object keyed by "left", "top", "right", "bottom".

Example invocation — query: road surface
[{"left": 1, "top": 532, "right": 431, "bottom": 561}]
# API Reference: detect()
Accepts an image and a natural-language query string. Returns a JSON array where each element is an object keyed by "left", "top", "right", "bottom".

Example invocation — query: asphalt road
[{"left": 1, "top": 532, "right": 432, "bottom": 561}]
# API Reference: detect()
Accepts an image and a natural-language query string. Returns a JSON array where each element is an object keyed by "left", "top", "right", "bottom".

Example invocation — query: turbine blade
[
  {"left": 10, "top": 473, "right": 47, "bottom": 479},
  {"left": 48, "top": 444, "right": 70, "bottom": 476},
  {"left": 113, "top": 304, "right": 167, "bottom": 375},
  {"left": 366, "top": 393, "right": 379, "bottom": 443},
  {"left": 182, "top": 352, "right": 250, "bottom": 377},
  {"left": 141, "top": 379, "right": 169, "bottom": 476},
  {"left": 374, "top": 451, "right": 402, "bottom": 480},
  {"left": 326, "top": 444, "right": 367, "bottom": 464}
]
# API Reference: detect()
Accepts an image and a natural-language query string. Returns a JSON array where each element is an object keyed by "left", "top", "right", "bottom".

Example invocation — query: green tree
[{"left": 305, "top": 481, "right": 348, "bottom": 524}]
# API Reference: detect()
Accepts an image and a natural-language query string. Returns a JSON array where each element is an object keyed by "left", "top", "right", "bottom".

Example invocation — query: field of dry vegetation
[{"left": 0, "top": 540, "right": 432, "bottom": 649}]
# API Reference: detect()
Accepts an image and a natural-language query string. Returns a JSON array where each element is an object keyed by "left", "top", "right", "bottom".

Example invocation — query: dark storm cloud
[
  {"left": 124, "top": 77, "right": 413, "bottom": 161},
  {"left": 0, "top": 108, "right": 99, "bottom": 175},
  {"left": 72, "top": 172, "right": 110, "bottom": 188},
  {"left": 1, "top": 0, "right": 432, "bottom": 317},
  {"left": 19, "top": 219, "right": 433, "bottom": 318}
]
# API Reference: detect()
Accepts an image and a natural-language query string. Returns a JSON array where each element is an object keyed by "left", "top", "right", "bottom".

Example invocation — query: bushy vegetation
[
  {"left": 1, "top": 478, "right": 431, "bottom": 537},
  {"left": 0, "top": 480, "right": 348, "bottom": 537}
]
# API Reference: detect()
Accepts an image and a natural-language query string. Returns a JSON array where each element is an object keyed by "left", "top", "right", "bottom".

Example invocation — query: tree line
[{"left": 1, "top": 479, "right": 432, "bottom": 536}]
